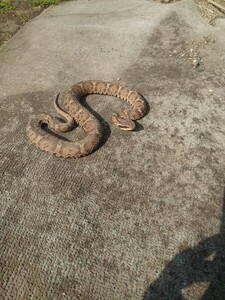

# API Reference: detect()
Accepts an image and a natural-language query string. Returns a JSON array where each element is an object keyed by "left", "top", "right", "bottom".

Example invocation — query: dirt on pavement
[
  {"left": 0, "top": 0, "right": 225, "bottom": 48},
  {"left": 0, "top": 0, "right": 44, "bottom": 46}
]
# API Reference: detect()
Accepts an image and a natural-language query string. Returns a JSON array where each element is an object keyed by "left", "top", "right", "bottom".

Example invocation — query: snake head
[{"left": 112, "top": 111, "right": 136, "bottom": 131}]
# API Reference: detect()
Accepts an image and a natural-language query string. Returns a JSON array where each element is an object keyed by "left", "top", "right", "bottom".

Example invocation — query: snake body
[{"left": 26, "top": 80, "right": 148, "bottom": 158}]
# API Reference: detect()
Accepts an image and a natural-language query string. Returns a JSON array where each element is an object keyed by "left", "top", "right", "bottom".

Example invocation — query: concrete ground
[{"left": 1, "top": 0, "right": 225, "bottom": 299}]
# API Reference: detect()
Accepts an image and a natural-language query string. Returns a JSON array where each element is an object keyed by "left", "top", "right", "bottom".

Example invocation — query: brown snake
[{"left": 26, "top": 80, "right": 148, "bottom": 158}]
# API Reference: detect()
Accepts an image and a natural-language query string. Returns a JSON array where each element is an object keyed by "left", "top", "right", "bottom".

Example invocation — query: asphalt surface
[{"left": 1, "top": 0, "right": 225, "bottom": 299}]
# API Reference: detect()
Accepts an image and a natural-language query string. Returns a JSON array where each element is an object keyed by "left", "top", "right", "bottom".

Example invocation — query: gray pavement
[{"left": 1, "top": 0, "right": 225, "bottom": 299}]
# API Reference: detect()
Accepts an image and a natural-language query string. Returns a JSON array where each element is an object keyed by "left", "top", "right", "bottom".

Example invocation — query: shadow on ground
[{"left": 144, "top": 188, "right": 225, "bottom": 300}]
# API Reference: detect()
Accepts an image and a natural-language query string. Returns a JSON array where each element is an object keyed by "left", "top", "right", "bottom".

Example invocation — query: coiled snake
[{"left": 26, "top": 80, "right": 148, "bottom": 158}]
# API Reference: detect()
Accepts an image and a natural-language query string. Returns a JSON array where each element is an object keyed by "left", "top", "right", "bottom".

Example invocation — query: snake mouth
[{"left": 117, "top": 124, "right": 134, "bottom": 130}]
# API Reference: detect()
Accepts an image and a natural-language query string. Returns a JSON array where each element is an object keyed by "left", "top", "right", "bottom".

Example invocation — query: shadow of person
[{"left": 144, "top": 189, "right": 225, "bottom": 300}]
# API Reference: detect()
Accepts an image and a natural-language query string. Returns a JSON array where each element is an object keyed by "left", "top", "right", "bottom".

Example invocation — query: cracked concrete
[{"left": 0, "top": 0, "right": 225, "bottom": 299}]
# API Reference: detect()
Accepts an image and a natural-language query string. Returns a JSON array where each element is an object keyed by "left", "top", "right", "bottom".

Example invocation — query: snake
[{"left": 26, "top": 80, "right": 148, "bottom": 158}]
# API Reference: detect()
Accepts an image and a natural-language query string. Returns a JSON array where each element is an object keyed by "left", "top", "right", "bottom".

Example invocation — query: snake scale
[{"left": 26, "top": 80, "right": 148, "bottom": 158}]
